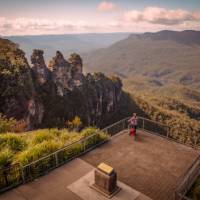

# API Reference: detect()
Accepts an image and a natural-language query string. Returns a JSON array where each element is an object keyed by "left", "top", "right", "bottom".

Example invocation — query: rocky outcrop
[
  {"left": 0, "top": 38, "right": 135, "bottom": 129},
  {"left": 68, "top": 53, "right": 84, "bottom": 87},
  {"left": 31, "top": 49, "right": 50, "bottom": 85},
  {"left": 49, "top": 51, "right": 72, "bottom": 96},
  {"left": 68, "top": 53, "right": 83, "bottom": 75}
]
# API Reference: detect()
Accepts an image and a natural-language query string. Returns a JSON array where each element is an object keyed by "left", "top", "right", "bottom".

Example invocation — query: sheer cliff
[{"left": 0, "top": 38, "right": 141, "bottom": 130}]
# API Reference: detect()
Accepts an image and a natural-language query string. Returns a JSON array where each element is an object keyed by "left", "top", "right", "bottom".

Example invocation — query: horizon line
[{"left": 1, "top": 29, "right": 199, "bottom": 37}]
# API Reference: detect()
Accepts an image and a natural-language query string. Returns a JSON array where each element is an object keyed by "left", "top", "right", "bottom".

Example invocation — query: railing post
[
  {"left": 105, "top": 128, "right": 109, "bottom": 138},
  {"left": 3, "top": 170, "right": 8, "bottom": 187},
  {"left": 94, "top": 133, "right": 97, "bottom": 146},
  {"left": 83, "top": 139, "right": 86, "bottom": 152},
  {"left": 194, "top": 136, "right": 198, "bottom": 149},
  {"left": 21, "top": 167, "right": 26, "bottom": 184},
  {"left": 142, "top": 118, "right": 144, "bottom": 130},
  {"left": 167, "top": 127, "right": 169, "bottom": 138},
  {"left": 122, "top": 120, "right": 125, "bottom": 131},
  {"left": 55, "top": 153, "right": 59, "bottom": 167}
]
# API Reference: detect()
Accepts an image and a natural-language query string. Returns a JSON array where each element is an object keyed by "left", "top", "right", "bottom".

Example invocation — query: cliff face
[
  {"left": 0, "top": 39, "right": 44, "bottom": 129},
  {"left": 0, "top": 38, "right": 132, "bottom": 129}
]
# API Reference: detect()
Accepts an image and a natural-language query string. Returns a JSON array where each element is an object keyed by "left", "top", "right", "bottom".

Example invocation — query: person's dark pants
[
  {"left": 130, "top": 125, "right": 137, "bottom": 133},
  {"left": 134, "top": 125, "right": 137, "bottom": 134}
]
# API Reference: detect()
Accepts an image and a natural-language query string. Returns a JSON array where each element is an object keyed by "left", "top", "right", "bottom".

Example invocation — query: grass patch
[
  {"left": 0, "top": 148, "right": 13, "bottom": 167},
  {"left": 15, "top": 140, "right": 62, "bottom": 165},
  {"left": 0, "top": 127, "right": 108, "bottom": 168},
  {"left": 0, "top": 134, "right": 26, "bottom": 152}
]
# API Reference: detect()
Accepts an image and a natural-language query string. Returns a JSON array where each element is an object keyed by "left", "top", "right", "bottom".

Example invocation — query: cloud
[
  {"left": 0, "top": 9, "right": 200, "bottom": 36},
  {"left": 0, "top": 17, "right": 127, "bottom": 35},
  {"left": 122, "top": 7, "right": 200, "bottom": 25},
  {"left": 0, "top": 17, "right": 98, "bottom": 35},
  {"left": 97, "top": 1, "right": 117, "bottom": 12}
]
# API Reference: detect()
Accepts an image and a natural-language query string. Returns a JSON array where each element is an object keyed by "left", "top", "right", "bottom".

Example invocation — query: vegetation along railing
[
  {"left": 0, "top": 130, "right": 108, "bottom": 193},
  {"left": 175, "top": 155, "right": 200, "bottom": 200},
  {"left": 0, "top": 116, "right": 200, "bottom": 198}
]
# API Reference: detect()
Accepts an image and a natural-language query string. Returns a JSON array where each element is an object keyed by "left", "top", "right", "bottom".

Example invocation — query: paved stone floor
[
  {"left": 0, "top": 159, "right": 92, "bottom": 200},
  {"left": 0, "top": 158, "right": 150, "bottom": 200},
  {"left": 0, "top": 130, "right": 199, "bottom": 200},
  {"left": 81, "top": 131, "right": 200, "bottom": 200}
]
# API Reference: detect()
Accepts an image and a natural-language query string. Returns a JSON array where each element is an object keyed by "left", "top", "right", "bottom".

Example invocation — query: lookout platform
[{"left": 0, "top": 130, "right": 199, "bottom": 200}]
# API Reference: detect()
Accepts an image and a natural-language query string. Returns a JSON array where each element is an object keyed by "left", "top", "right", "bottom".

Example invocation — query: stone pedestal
[{"left": 91, "top": 163, "right": 120, "bottom": 198}]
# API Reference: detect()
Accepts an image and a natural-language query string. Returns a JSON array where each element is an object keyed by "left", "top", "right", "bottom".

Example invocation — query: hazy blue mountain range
[{"left": 4, "top": 33, "right": 130, "bottom": 62}]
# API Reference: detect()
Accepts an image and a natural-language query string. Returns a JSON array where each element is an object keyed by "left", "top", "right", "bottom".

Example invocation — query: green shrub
[
  {"left": 48, "top": 128, "right": 62, "bottom": 137},
  {"left": 15, "top": 140, "right": 62, "bottom": 165},
  {"left": 81, "top": 127, "right": 108, "bottom": 139},
  {"left": 0, "top": 133, "right": 26, "bottom": 151},
  {"left": 59, "top": 129, "right": 82, "bottom": 145},
  {"left": 32, "top": 130, "right": 53, "bottom": 144},
  {"left": 0, "top": 114, "right": 16, "bottom": 133},
  {"left": 81, "top": 127, "right": 108, "bottom": 149},
  {"left": 57, "top": 142, "right": 83, "bottom": 163},
  {"left": 65, "top": 116, "right": 82, "bottom": 130},
  {"left": 99, "top": 132, "right": 109, "bottom": 141},
  {"left": 84, "top": 134, "right": 97, "bottom": 149},
  {"left": 0, "top": 148, "right": 13, "bottom": 168},
  {"left": 81, "top": 127, "right": 98, "bottom": 137},
  {"left": 60, "top": 132, "right": 70, "bottom": 142}
]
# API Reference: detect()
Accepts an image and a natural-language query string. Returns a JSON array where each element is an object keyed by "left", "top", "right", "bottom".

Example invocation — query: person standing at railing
[{"left": 128, "top": 113, "right": 138, "bottom": 138}]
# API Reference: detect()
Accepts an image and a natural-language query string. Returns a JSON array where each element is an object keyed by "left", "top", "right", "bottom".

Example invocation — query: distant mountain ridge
[
  {"left": 4, "top": 33, "right": 130, "bottom": 62},
  {"left": 84, "top": 30, "right": 200, "bottom": 91},
  {"left": 134, "top": 30, "right": 200, "bottom": 45}
]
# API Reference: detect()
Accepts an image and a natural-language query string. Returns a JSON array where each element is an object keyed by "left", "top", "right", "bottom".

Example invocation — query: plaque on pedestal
[{"left": 91, "top": 163, "right": 121, "bottom": 198}]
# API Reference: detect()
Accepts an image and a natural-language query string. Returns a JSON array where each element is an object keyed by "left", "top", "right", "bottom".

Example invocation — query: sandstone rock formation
[
  {"left": 49, "top": 51, "right": 72, "bottom": 96},
  {"left": 31, "top": 49, "right": 50, "bottom": 85},
  {"left": 68, "top": 53, "right": 84, "bottom": 87},
  {"left": 0, "top": 38, "right": 136, "bottom": 129}
]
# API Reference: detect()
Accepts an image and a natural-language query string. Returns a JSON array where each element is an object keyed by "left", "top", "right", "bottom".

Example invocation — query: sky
[{"left": 0, "top": 0, "right": 200, "bottom": 35}]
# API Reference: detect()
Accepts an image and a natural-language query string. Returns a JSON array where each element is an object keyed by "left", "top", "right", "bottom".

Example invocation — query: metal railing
[
  {"left": 136, "top": 117, "right": 200, "bottom": 149},
  {"left": 102, "top": 117, "right": 130, "bottom": 136},
  {"left": 0, "top": 116, "right": 199, "bottom": 199},
  {"left": 102, "top": 116, "right": 169, "bottom": 138},
  {"left": 175, "top": 155, "right": 200, "bottom": 200}
]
